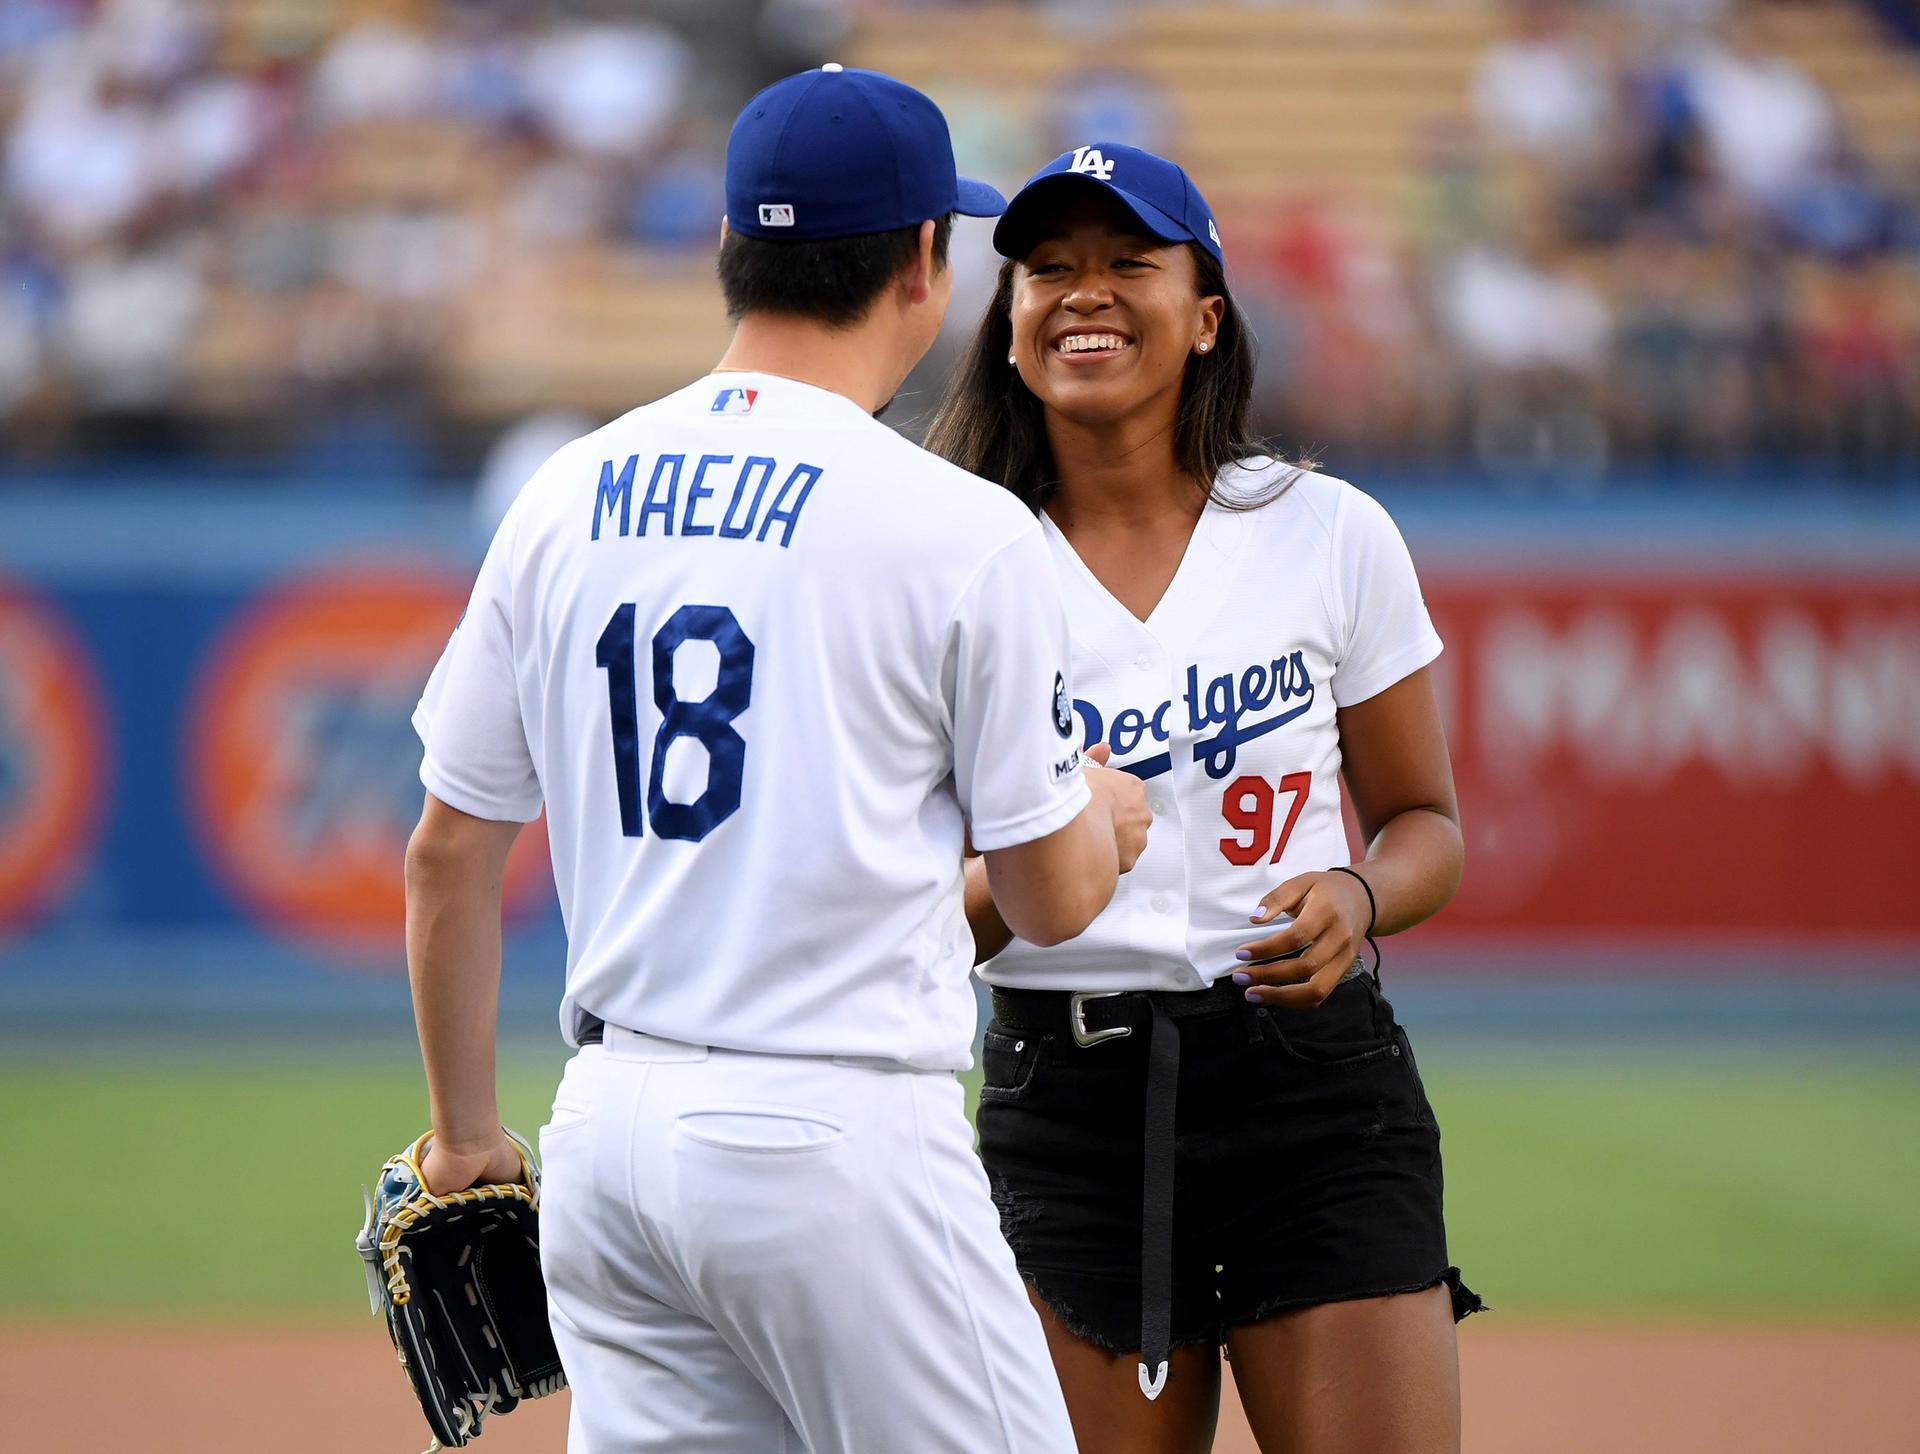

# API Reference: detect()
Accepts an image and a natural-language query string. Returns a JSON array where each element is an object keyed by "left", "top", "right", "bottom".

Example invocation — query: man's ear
[
  {"left": 719, "top": 215, "right": 730, "bottom": 243},
  {"left": 902, "top": 217, "right": 940, "bottom": 307}
]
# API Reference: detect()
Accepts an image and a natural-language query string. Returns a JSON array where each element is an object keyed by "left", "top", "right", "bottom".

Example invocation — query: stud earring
[
  {"left": 1008, "top": 353, "right": 1017, "bottom": 365},
  {"left": 1197, "top": 341, "right": 1210, "bottom": 353}
]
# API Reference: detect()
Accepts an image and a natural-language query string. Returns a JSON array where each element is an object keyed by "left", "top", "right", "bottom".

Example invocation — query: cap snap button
[{"left": 822, "top": 62, "right": 844, "bottom": 72}]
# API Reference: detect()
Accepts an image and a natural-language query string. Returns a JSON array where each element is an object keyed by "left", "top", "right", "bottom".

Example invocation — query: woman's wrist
[{"left": 1326, "top": 864, "right": 1378, "bottom": 936}]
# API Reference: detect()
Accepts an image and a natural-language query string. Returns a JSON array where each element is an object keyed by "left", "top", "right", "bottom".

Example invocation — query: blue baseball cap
[
  {"left": 992, "top": 143, "right": 1224, "bottom": 266},
  {"left": 726, "top": 64, "right": 1005, "bottom": 242}
]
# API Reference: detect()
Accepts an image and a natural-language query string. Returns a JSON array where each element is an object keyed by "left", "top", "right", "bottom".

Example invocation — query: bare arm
[
  {"left": 967, "top": 747, "right": 1149, "bottom": 959},
  {"left": 1334, "top": 664, "right": 1463, "bottom": 933},
  {"left": 980, "top": 791, "right": 1121, "bottom": 948},
  {"left": 1235, "top": 667, "right": 1463, "bottom": 1006},
  {"left": 405, "top": 791, "right": 526, "bottom": 1192},
  {"left": 964, "top": 855, "right": 1015, "bottom": 963}
]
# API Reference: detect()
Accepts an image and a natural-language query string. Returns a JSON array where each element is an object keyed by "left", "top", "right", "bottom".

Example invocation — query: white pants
[{"left": 537, "top": 1026, "right": 1079, "bottom": 1453}]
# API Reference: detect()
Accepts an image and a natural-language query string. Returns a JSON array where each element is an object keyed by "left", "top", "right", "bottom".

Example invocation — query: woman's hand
[{"left": 1231, "top": 869, "right": 1375, "bottom": 1008}]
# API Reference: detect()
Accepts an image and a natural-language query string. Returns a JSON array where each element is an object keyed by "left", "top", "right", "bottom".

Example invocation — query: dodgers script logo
[
  {"left": 712, "top": 388, "right": 758, "bottom": 415},
  {"left": 1075, "top": 651, "right": 1317, "bottom": 781},
  {"left": 1069, "top": 145, "right": 1115, "bottom": 181}
]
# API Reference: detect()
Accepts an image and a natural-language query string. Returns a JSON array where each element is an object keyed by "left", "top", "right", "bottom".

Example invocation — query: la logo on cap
[
  {"left": 712, "top": 387, "right": 759, "bottom": 414},
  {"left": 1069, "top": 146, "right": 1115, "bottom": 181},
  {"left": 758, "top": 203, "right": 795, "bottom": 227}
]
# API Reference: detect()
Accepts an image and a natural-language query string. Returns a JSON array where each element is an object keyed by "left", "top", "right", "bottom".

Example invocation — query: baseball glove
[{"left": 354, "top": 1130, "right": 566, "bottom": 1451}]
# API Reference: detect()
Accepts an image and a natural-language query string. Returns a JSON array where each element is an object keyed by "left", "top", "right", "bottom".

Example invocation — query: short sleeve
[
  {"left": 1330, "top": 487, "right": 1444, "bottom": 708},
  {"left": 945, "top": 528, "right": 1092, "bottom": 851},
  {"left": 412, "top": 519, "right": 543, "bottom": 822}
]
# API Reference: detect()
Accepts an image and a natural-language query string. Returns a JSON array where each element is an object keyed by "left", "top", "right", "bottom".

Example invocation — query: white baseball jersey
[
  {"left": 983, "top": 461, "right": 1442, "bottom": 992},
  {"left": 415, "top": 372, "right": 1089, "bottom": 1069}
]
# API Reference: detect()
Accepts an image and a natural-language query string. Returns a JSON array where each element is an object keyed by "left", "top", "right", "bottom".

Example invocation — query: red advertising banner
[{"left": 1419, "top": 568, "right": 1920, "bottom": 948}]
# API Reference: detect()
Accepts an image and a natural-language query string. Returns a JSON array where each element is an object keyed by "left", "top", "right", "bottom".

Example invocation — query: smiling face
[{"left": 1008, "top": 189, "right": 1223, "bottom": 429}]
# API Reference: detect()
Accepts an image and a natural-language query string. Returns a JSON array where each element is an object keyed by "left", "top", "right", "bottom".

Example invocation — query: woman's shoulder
[{"left": 1213, "top": 457, "right": 1368, "bottom": 532}]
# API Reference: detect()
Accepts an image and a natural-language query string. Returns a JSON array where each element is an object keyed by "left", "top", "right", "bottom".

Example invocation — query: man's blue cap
[
  {"left": 726, "top": 65, "right": 1005, "bottom": 242},
  {"left": 992, "top": 143, "right": 1224, "bottom": 266}
]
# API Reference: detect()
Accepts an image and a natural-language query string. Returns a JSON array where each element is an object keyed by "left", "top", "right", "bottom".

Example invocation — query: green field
[{"left": 6, "top": 1043, "right": 1917, "bottom": 1319}]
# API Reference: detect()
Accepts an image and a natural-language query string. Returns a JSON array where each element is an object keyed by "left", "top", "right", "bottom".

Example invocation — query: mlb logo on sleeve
[
  {"left": 712, "top": 388, "right": 759, "bottom": 415},
  {"left": 758, "top": 204, "right": 796, "bottom": 227}
]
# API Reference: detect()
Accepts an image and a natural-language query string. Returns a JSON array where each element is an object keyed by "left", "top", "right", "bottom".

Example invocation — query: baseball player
[
  {"left": 926, "top": 144, "right": 1481, "bottom": 1454},
  {"left": 404, "top": 71, "right": 1149, "bottom": 1452}
]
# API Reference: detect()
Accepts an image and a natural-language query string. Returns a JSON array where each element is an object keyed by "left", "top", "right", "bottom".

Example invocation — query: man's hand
[
  {"left": 1085, "top": 743, "right": 1151, "bottom": 873},
  {"left": 421, "top": 1130, "right": 525, "bottom": 1196},
  {"left": 1232, "top": 868, "right": 1375, "bottom": 1008}
]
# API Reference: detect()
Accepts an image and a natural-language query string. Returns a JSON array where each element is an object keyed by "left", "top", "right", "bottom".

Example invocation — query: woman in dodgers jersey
[{"left": 927, "top": 143, "right": 1481, "bottom": 1454}]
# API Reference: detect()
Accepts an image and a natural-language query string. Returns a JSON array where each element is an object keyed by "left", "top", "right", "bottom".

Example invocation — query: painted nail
[
  {"left": 1244, "top": 988, "right": 1261, "bottom": 1002},
  {"left": 1232, "top": 971, "right": 1251, "bottom": 985},
  {"left": 1235, "top": 949, "right": 1253, "bottom": 961}
]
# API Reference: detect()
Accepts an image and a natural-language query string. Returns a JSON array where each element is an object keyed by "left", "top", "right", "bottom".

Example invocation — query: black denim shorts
[{"left": 976, "top": 974, "right": 1481, "bottom": 1355}]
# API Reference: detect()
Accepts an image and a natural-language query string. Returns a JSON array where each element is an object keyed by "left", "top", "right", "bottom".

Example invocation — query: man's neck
[{"left": 714, "top": 313, "right": 900, "bottom": 415}]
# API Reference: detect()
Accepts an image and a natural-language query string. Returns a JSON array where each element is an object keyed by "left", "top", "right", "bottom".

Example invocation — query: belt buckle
[{"left": 1070, "top": 991, "right": 1133, "bottom": 1048}]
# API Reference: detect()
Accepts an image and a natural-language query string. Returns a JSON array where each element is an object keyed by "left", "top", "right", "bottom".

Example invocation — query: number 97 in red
[{"left": 1218, "top": 772, "right": 1311, "bottom": 866}]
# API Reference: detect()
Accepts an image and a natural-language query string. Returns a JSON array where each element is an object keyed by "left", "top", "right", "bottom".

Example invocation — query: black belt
[{"left": 989, "top": 977, "right": 1251, "bottom": 1401}]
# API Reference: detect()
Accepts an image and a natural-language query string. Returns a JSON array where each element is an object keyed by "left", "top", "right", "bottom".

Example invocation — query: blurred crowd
[
  {"left": 1240, "top": 0, "right": 1920, "bottom": 483},
  {"left": 2, "top": 0, "right": 1918, "bottom": 485},
  {"left": 0, "top": 0, "right": 853, "bottom": 468}
]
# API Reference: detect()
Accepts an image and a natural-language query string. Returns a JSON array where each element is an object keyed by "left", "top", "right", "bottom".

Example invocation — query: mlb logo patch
[
  {"left": 758, "top": 204, "right": 796, "bottom": 227},
  {"left": 712, "top": 387, "right": 759, "bottom": 415}
]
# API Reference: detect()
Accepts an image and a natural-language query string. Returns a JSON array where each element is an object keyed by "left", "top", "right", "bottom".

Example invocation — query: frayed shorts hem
[{"left": 1019, "top": 1265, "right": 1485, "bottom": 1358}]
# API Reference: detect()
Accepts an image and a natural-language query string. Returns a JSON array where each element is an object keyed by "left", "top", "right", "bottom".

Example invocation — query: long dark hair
[{"left": 923, "top": 244, "right": 1300, "bottom": 511}]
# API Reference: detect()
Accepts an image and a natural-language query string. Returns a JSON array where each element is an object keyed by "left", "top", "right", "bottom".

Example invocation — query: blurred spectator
[
  {"left": 309, "top": 18, "right": 441, "bottom": 127},
  {"left": 6, "top": 60, "right": 159, "bottom": 247},
  {"left": 1437, "top": 231, "right": 1612, "bottom": 378},
  {"left": 1608, "top": 223, "right": 1747, "bottom": 462},
  {"left": 1777, "top": 138, "right": 1898, "bottom": 260},
  {"left": 60, "top": 232, "right": 206, "bottom": 408},
  {"left": 1802, "top": 258, "right": 1920, "bottom": 471},
  {"left": 522, "top": 21, "right": 690, "bottom": 159},
  {"left": 1473, "top": 0, "right": 1614, "bottom": 165},
  {"left": 1684, "top": 20, "right": 1835, "bottom": 210}
]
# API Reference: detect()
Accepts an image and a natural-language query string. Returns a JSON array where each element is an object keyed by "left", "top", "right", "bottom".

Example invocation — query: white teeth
[{"left": 1056, "top": 333, "right": 1129, "bottom": 354}]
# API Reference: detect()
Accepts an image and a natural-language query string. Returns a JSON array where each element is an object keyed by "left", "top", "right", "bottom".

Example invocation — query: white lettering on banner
[{"left": 1477, "top": 607, "right": 1920, "bottom": 785}]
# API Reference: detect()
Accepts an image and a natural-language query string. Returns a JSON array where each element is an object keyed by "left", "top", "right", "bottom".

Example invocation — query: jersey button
[
  {"left": 1150, "top": 894, "right": 1171, "bottom": 913},
  {"left": 1150, "top": 798, "right": 1170, "bottom": 816},
  {"left": 1133, "top": 653, "right": 1153, "bottom": 671}
]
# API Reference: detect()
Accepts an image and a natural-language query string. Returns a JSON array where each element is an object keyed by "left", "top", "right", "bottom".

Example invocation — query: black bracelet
[{"left": 1327, "top": 865, "right": 1382, "bottom": 981}]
